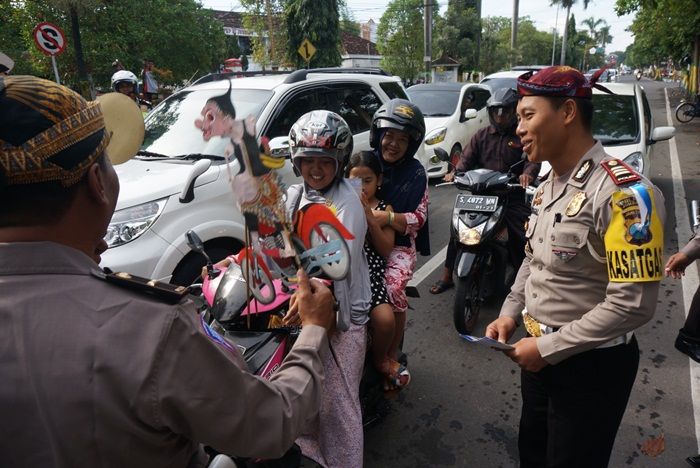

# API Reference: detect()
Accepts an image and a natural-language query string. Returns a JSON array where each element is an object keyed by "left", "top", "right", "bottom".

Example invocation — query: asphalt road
[{"left": 363, "top": 76, "right": 700, "bottom": 468}]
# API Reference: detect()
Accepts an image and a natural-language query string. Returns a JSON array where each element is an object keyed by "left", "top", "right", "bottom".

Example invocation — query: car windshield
[
  {"left": 592, "top": 94, "right": 639, "bottom": 144},
  {"left": 141, "top": 88, "right": 273, "bottom": 157},
  {"left": 407, "top": 89, "right": 459, "bottom": 116}
]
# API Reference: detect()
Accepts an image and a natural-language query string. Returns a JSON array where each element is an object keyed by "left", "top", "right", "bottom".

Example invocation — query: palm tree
[
  {"left": 582, "top": 16, "right": 605, "bottom": 42},
  {"left": 550, "top": 0, "right": 590, "bottom": 65}
]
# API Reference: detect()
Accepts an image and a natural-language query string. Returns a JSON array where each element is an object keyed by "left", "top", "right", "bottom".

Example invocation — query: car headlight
[
  {"left": 622, "top": 152, "right": 644, "bottom": 175},
  {"left": 424, "top": 127, "right": 447, "bottom": 146},
  {"left": 105, "top": 198, "right": 168, "bottom": 248}
]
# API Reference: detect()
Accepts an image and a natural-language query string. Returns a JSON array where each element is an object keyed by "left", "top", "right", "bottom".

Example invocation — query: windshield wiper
[
  {"left": 175, "top": 153, "right": 226, "bottom": 161},
  {"left": 136, "top": 150, "right": 169, "bottom": 158},
  {"left": 135, "top": 150, "right": 225, "bottom": 161},
  {"left": 425, "top": 113, "right": 451, "bottom": 117},
  {"left": 599, "top": 138, "right": 637, "bottom": 146}
]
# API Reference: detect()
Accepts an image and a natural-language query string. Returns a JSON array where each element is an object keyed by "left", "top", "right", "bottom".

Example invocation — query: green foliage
[
  {"left": 479, "top": 16, "right": 557, "bottom": 74},
  {"left": 435, "top": 3, "right": 480, "bottom": 71},
  {"left": 616, "top": 0, "right": 699, "bottom": 66},
  {"left": 240, "top": 0, "right": 288, "bottom": 69},
  {"left": 1, "top": 0, "right": 228, "bottom": 90},
  {"left": 479, "top": 16, "right": 511, "bottom": 74},
  {"left": 338, "top": 0, "right": 360, "bottom": 36},
  {"left": 285, "top": 0, "right": 341, "bottom": 68},
  {"left": 514, "top": 19, "right": 557, "bottom": 67},
  {"left": 376, "top": 0, "right": 425, "bottom": 81}
]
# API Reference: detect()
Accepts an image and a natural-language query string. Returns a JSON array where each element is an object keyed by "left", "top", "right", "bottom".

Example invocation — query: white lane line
[
  {"left": 664, "top": 87, "right": 700, "bottom": 451},
  {"left": 407, "top": 245, "right": 448, "bottom": 288}
]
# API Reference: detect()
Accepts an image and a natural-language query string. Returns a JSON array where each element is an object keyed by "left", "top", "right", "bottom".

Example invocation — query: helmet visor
[{"left": 488, "top": 106, "right": 517, "bottom": 134}]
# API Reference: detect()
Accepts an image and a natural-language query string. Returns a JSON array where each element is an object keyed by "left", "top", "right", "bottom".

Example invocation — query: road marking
[
  {"left": 407, "top": 244, "right": 448, "bottom": 288},
  {"left": 664, "top": 87, "right": 700, "bottom": 451}
]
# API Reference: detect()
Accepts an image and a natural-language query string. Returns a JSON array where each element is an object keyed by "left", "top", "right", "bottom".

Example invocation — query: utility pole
[
  {"left": 551, "top": 4, "right": 559, "bottom": 66},
  {"left": 264, "top": 0, "right": 275, "bottom": 69},
  {"left": 424, "top": 0, "right": 432, "bottom": 83},
  {"left": 510, "top": 0, "right": 519, "bottom": 68}
]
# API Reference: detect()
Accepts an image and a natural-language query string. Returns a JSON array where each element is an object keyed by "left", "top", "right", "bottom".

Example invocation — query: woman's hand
[
  {"left": 665, "top": 252, "right": 691, "bottom": 279},
  {"left": 201, "top": 256, "right": 232, "bottom": 280}
]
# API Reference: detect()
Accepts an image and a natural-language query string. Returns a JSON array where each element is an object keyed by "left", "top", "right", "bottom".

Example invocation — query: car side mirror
[
  {"left": 463, "top": 108, "right": 478, "bottom": 120},
  {"left": 180, "top": 159, "right": 212, "bottom": 203},
  {"left": 268, "top": 136, "right": 291, "bottom": 159},
  {"left": 649, "top": 126, "right": 675, "bottom": 143}
]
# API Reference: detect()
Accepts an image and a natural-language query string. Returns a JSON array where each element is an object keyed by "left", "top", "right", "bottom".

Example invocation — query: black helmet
[
  {"left": 486, "top": 88, "right": 518, "bottom": 134},
  {"left": 289, "top": 110, "right": 354, "bottom": 179},
  {"left": 370, "top": 99, "right": 425, "bottom": 159}
]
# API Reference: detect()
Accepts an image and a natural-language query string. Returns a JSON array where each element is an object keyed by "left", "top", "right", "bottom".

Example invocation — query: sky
[{"left": 201, "top": 0, "right": 636, "bottom": 54}]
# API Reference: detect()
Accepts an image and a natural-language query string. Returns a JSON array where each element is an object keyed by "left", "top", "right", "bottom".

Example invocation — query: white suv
[{"left": 102, "top": 69, "right": 407, "bottom": 284}]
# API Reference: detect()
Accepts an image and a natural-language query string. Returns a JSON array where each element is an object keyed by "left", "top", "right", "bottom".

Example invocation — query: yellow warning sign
[{"left": 298, "top": 39, "right": 316, "bottom": 62}]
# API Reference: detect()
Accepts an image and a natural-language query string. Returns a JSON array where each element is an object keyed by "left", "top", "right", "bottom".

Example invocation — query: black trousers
[
  {"left": 519, "top": 337, "right": 639, "bottom": 468},
  {"left": 681, "top": 285, "right": 700, "bottom": 339}
]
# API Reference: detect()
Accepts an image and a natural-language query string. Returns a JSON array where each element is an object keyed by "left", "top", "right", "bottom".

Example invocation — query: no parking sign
[{"left": 32, "top": 22, "right": 66, "bottom": 83}]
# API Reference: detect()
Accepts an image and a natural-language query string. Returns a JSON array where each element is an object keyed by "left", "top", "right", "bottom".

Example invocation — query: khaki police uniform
[
  {"left": 500, "top": 141, "right": 665, "bottom": 467},
  {"left": 0, "top": 241, "right": 327, "bottom": 468}
]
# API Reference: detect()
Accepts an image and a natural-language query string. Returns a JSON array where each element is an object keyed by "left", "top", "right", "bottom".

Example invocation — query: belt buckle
[{"left": 521, "top": 310, "right": 543, "bottom": 337}]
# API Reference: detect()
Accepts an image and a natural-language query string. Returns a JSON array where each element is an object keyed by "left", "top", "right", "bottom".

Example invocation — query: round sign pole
[{"left": 51, "top": 55, "right": 61, "bottom": 84}]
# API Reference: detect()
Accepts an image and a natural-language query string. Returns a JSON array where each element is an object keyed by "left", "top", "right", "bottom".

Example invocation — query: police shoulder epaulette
[
  {"left": 91, "top": 268, "right": 190, "bottom": 304},
  {"left": 600, "top": 159, "right": 641, "bottom": 186}
]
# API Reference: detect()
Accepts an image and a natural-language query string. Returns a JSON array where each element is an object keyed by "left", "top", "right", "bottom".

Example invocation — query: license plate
[{"left": 455, "top": 194, "right": 498, "bottom": 212}]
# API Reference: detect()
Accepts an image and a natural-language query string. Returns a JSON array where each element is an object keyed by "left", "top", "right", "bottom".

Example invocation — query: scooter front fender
[{"left": 456, "top": 251, "right": 477, "bottom": 278}]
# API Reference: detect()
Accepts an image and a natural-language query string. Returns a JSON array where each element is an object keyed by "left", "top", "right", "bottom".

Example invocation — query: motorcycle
[
  {"left": 435, "top": 148, "right": 530, "bottom": 335},
  {"left": 186, "top": 227, "right": 401, "bottom": 466},
  {"left": 187, "top": 230, "right": 302, "bottom": 467},
  {"left": 635, "top": 69, "right": 642, "bottom": 81}
]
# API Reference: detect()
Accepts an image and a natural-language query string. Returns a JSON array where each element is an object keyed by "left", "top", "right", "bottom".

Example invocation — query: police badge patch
[
  {"left": 604, "top": 183, "right": 664, "bottom": 282},
  {"left": 565, "top": 191, "right": 587, "bottom": 217}
]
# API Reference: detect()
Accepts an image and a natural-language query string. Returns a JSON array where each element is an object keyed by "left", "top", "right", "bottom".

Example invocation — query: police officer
[
  {"left": 430, "top": 88, "right": 540, "bottom": 294},
  {"left": 485, "top": 66, "right": 665, "bottom": 468},
  {"left": 0, "top": 76, "right": 334, "bottom": 467}
]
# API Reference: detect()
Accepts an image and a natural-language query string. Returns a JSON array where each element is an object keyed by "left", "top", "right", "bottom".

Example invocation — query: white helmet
[{"left": 111, "top": 70, "right": 138, "bottom": 91}]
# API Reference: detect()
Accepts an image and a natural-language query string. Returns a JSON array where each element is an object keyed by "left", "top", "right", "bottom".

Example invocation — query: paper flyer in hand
[{"left": 460, "top": 334, "right": 514, "bottom": 350}]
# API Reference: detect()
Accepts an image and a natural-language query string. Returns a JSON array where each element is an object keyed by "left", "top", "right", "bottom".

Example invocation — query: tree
[
  {"left": 2, "top": 0, "right": 229, "bottom": 92},
  {"left": 550, "top": 0, "right": 590, "bottom": 65},
  {"left": 240, "top": 0, "right": 288, "bottom": 69},
  {"left": 285, "top": 0, "right": 341, "bottom": 68},
  {"left": 435, "top": 2, "right": 481, "bottom": 72},
  {"left": 616, "top": 0, "right": 699, "bottom": 69},
  {"left": 479, "top": 16, "right": 511, "bottom": 74},
  {"left": 515, "top": 18, "right": 557, "bottom": 66},
  {"left": 338, "top": 0, "right": 360, "bottom": 36},
  {"left": 376, "top": 0, "right": 424, "bottom": 81}
]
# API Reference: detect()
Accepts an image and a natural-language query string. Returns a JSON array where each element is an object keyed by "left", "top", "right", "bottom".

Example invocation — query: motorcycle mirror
[
  {"left": 186, "top": 230, "right": 206, "bottom": 254},
  {"left": 507, "top": 153, "right": 527, "bottom": 176},
  {"left": 434, "top": 147, "right": 450, "bottom": 162},
  {"left": 186, "top": 230, "right": 216, "bottom": 277}
]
